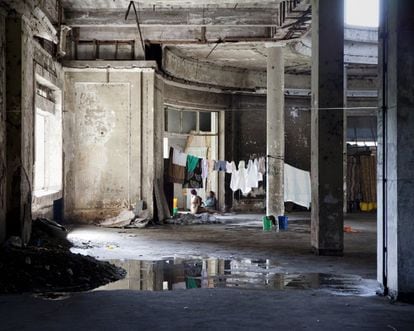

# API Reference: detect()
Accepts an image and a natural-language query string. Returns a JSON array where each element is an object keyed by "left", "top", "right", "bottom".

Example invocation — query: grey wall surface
[
  {"left": 228, "top": 96, "right": 311, "bottom": 171},
  {"left": 63, "top": 65, "right": 160, "bottom": 222},
  {"left": 377, "top": 0, "right": 414, "bottom": 301}
]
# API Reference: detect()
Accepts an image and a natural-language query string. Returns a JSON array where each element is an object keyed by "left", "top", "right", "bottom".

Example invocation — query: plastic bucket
[
  {"left": 262, "top": 216, "right": 273, "bottom": 232},
  {"left": 360, "top": 202, "right": 368, "bottom": 211},
  {"left": 278, "top": 216, "right": 288, "bottom": 230},
  {"left": 173, "top": 207, "right": 178, "bottom": 216}
]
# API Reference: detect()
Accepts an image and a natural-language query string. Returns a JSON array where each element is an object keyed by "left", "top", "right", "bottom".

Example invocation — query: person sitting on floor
[
  {"left": 190, "top": 189, "right": 204, "bottom": 214},
  {"left": 204, "top": 191, "right": 217, "bottom": 210}
]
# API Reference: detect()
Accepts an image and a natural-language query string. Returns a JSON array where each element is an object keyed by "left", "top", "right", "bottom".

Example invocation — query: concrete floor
[
  {"left": 2, "top": 212, "right": 414, "bottom": 330},
  {"left": 68, "top": 212, "right": 377, "bottom": 277}
]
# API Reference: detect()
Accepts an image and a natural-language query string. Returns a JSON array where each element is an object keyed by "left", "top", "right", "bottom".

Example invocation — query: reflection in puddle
[{"left": 96, "top": 258, "right": 377, "bottom": 296}]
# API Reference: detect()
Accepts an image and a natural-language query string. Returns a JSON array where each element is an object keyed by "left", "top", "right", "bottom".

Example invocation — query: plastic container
[
  {"left": 278, "top": 215, "right": 288, "bottom": 230},
  {"left": 173, "top": 198, "right": 178, "bottom": 209},
  {"left": 360, "top": 202, "right": 368, "bottom": 212},
  {"left": 262, "top": 216, "right": 273, "bottom": 232},
  {"left": 368, "top": 202, "right": 376, "bottom": 211},
  {"left": 173, "top": 207, "right": 178, "bottom": 216}
]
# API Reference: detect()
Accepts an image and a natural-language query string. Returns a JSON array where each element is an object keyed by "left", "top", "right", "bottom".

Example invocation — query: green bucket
[{"left": 262, "top": 216, "right": 273, "bottom": 232}]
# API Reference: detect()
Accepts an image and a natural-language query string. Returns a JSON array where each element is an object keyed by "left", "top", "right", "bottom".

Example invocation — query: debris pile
[
  {"left": 165, "top": 213, "right": 224, "bottom": 225},
  {"left": 0, "top": 218, "right": 125, "bottom": 294},
  {"left": 98, "top": 201, "right": 150, "bottom": 228}
]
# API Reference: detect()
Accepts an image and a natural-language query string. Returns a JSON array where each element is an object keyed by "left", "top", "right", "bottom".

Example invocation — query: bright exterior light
[{"left": 345, "top": 0, "right": 379, "bottom": 27}]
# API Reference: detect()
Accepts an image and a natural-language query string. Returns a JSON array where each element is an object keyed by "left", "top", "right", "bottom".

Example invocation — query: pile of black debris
[{"left": 0, "top": 218, "right": 125, "bottom": 294}]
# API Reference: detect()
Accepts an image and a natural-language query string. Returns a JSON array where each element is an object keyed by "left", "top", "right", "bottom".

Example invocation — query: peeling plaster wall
[
  {"left": 63, "top": 65, "right": 160, "bottom": 223},
  {"left": 1, "top": 1, "right": 62, "bottom": 243},
  {"left": 0, "top": 11, "right": 6, "bottom": 243},
  {"left": 5, "top": 15, "right": 35, "bottom": 244}
]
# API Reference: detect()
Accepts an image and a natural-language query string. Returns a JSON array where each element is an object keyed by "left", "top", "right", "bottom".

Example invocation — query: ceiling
[
  {"left": 167, "top": 42, "right": 311, "bottom": 71},
  {"left": 61, "top": 0, "right": 376, "bottom": 75},
  {"left": 61, "top": 0, "right": 283, "bottom": 10}
]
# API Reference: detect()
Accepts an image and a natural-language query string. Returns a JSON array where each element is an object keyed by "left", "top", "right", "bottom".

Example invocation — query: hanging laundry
[
  {"left": 284, "top": 163, "right": 311, "bottom": 208},
  {"left": 254, "top": 158, "right": 263, "bottom": 182},
  {"left": 186, "top": 154, "right": 200, "bottom": 173},
  {"left": 172, "top": 148, "right": 187, "bottom": 167},
  {"left": 238, "top": 160, "right": 251, "bottom": 195},
  {"left": 183, "top": 158, "right": 203, "bottom": 189},
  {"left": 167, "top": 148, "right": 185, "bottom": 184},
  {"left": 258, "top": 157, "right": 266, "bottom": 175},
  {"left": 246, "top": 159, "right": 259, "bottom": 189},
  {"left": 214, "top": 160, "right": 227, "bottom": 172},
  {"left": 208, "top": 160, "right": 216, "bottom": 172},
  {"left": 226, "top": 161, "right": 233, "bottom": 174},
  {"left": 201, "top": 158, "right": 208, "bottom": 179},
  {"left": 230, "top": 161, "right": 239, "bottom": 192}
]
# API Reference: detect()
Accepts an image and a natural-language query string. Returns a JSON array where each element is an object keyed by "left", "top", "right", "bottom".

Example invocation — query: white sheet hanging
[
  {"left": 246, "top": 159, "right": 259, "bottom": 189},
  {"left": 172, "top": 149, "right": 187, "bottom": 167},
  {"left": 284, "top": 163, "right": 311, "bottom": 208},
  {"left": 238, "top": 160, "right": 251, "bottom": 195}
]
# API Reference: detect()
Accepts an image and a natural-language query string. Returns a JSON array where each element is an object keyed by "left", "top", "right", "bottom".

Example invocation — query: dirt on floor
[{"left": 0, "top": 219, "right": 125, "bottom": 294}]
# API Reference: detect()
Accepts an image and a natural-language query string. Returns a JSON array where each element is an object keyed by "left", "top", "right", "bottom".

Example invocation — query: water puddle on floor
[{"left": 95, "top": 257, "right": 377, "bottom": 297}]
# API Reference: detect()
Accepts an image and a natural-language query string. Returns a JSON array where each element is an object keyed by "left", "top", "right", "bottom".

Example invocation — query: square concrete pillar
[
  {"left": 377, "top": 0, "right": 414, "bottom": 302},
  {"left": 266, "top": 45, "right": 285, "bottom": 217},
  {"left": 5, "top": 15, "right": 34, "bottom": 244},
  {"left": 310, "top": 0, "right": 344, "bottom": 255}
]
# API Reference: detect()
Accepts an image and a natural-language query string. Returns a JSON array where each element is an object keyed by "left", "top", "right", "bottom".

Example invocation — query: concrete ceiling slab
[
  {"left": 62, "top": 0, "right": 282, "bottom": 10},
  {"left": 167, "top": 42, "right": 310, "bottom": 71}
]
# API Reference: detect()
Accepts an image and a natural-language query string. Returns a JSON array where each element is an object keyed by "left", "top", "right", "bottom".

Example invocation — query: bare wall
[{"left": 63, "top": 65, "right": 161, "bottom": 222}]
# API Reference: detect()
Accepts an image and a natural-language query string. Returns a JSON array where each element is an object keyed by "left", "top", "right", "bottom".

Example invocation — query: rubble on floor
[
  {"left": 0, "top": 218, "right": 125, "bottom": 294},
  {"left": 164, "top": 212, "right": 224, "bottom": 225},
  {"left": 99, "top": 203, "right": 150, "bottom": 228}
]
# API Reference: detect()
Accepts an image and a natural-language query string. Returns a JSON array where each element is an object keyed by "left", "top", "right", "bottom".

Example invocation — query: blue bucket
[{"left": 278, "top": 216, "right": 288, "bottom": 230}]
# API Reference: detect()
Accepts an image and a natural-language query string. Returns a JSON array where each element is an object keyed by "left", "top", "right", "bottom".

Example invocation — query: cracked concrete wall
[
  {"left": 63, "top": 65, "right": 160, "bottom": 223},
  {"left": 5, "top": 15, "right": 35, "bottom": 244},
  {"left": 0, "top": 1, "right": 62, "bottom": 243}
]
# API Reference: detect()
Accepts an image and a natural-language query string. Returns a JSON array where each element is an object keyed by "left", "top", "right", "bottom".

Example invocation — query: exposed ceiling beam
[{"left": 64, "top": 8, "right": 280, "bottom": 27}]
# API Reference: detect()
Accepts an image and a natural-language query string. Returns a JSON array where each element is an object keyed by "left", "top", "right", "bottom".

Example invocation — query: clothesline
[
  {"left": 168, "top": 147, "right": 266, "bottom": 192},
  {"left": 167, "top": 147, "right": 311, "bottom": 209}
]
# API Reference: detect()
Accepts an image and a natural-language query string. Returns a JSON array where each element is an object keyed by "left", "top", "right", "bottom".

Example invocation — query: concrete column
[
  {"left": 5, "top": 15, "right": 34, "bottom": 244},
  {"left": 0, "top": 9, "right": 6, "bottom": 243},
  {"left": 218, "top": 111, "right": 226, "bottom": 211},
  {"left": 266, "top": 45, "right": 284, "bottom": 217},
  {"left": 343, "top": 65, "right": 348, "bottom": 214},
  {"left": 377, "top": 0, "right": 414, "bottom": 302},
  {"left": 310, "top": 0, "right": 344, "bottom": 255}
]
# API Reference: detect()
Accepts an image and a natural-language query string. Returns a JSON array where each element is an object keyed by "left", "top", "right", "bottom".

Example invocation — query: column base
[
  {"left": 388, "top": 290, "right": 414, "bottom": 304},
  {"left": 312, "top": 247, "right": 343, "bottom": 256}
]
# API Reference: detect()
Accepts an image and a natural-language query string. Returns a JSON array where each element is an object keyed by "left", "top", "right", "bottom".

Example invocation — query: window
[
  {"left": 34, "top": 82, "right": 62, "bottom": 195},
  {"left": 34, "top": 112, "right": 46, "bottom": 190},
  {"left": 165, "top": 109, "right": 217, "bottom": 134},
  {"left": 345, "top": 0, "right": 379, "bottom": 27}
]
